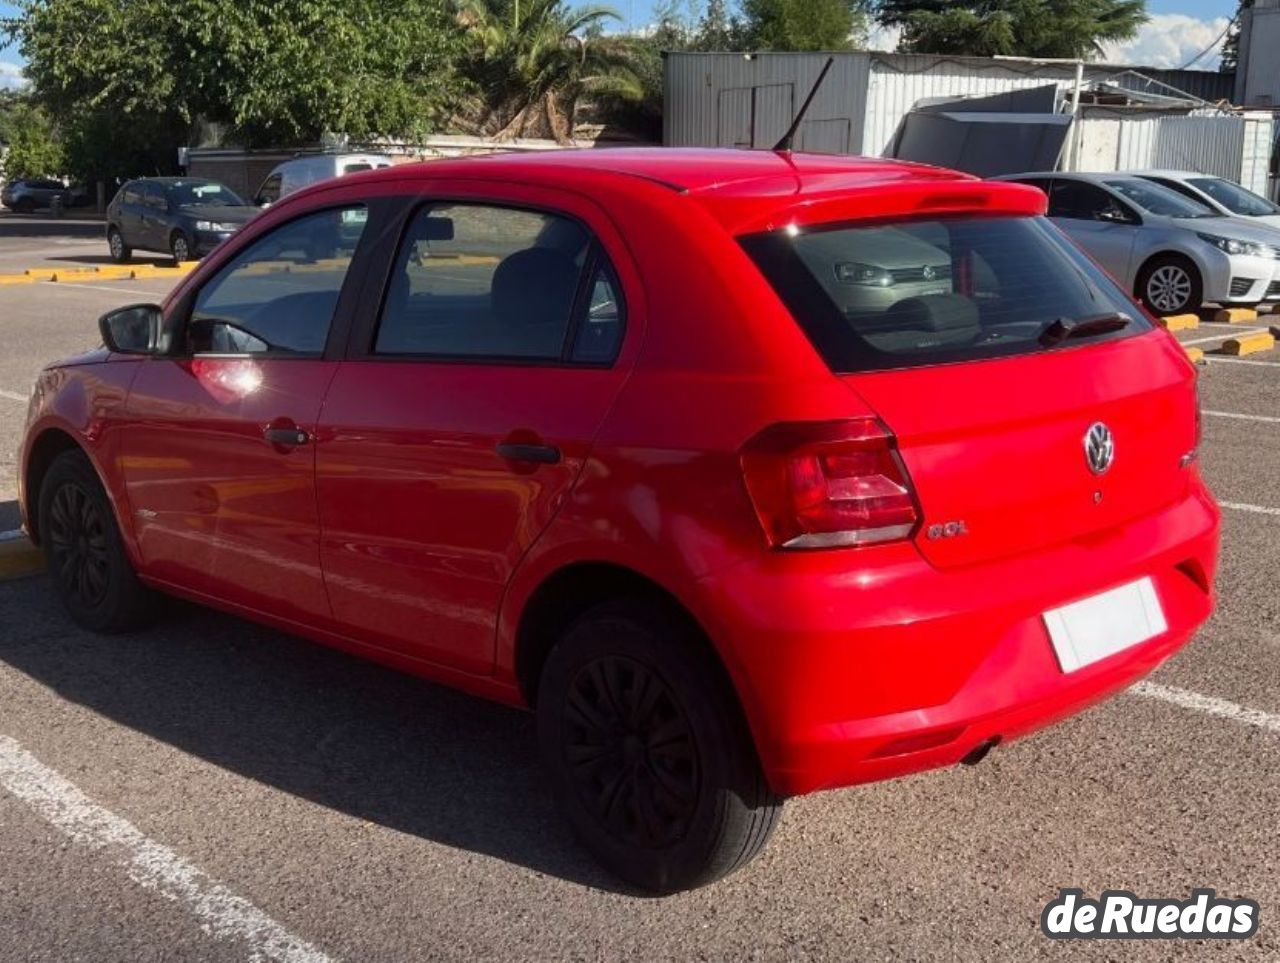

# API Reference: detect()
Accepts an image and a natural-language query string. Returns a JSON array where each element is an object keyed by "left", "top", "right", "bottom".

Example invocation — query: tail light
[{"left": 739, "top": 418, "right": 919, "bottom": 549}]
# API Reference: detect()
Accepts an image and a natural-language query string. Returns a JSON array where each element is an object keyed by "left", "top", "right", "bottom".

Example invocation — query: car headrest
[
  {"left": 885, "top": 294, "right": 979, "bottom": 333},
  {"left": 491, "top": 248, "right": 581, "bottom": 328}
]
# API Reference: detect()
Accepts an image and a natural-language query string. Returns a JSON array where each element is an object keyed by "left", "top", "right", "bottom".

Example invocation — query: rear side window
[
  {"left": 742, "top": 215, "right": 1150, "bottom": 373},
  {"left": 255, "top": 173, "right": 283, "bottom": 206},
  {"left": 374, "top": 202, "right": 624, "bottom": 363}
]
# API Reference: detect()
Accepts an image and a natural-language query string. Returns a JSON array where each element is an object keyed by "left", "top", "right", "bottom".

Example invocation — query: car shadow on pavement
[
  {"left": 0, "top": 216, "right": 106, "bottom": 239},
  {"left": 52, "top": 254, "right": 179, "bottom": 268},
  {"left": 0, "top": 575, "right": 635, "bottom": 894}
]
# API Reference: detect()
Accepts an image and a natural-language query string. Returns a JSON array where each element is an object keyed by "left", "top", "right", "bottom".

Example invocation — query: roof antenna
[{"left": 773, "top": 56, "right": 835, "bottom": 153}]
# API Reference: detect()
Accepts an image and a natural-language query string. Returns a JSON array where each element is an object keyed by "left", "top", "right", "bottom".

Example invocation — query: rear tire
[
  {"left": 537, "top": 599, "right": 782, "bottom": 893},
  {"left": 108, "top": 227, "right": 132, "bottom": 264},
  {"left": 38, "top": 450, "right": 157, "bottom": 633},
  {"left": 1136, "top": 254, "right": 1202, "bottom": 316}
]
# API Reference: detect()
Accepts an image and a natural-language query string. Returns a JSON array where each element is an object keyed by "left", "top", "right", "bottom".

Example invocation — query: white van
[{"left": 252, "top": 153, "right": 393, "bottom": 207}]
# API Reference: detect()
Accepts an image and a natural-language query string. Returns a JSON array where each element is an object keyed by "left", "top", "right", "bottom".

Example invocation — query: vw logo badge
[
  {"left": 921, "top": 264, "right": 936, "bottom": 281},
  {"left": 1083, "top": 422, "right": 1115, "bottom": 476}
]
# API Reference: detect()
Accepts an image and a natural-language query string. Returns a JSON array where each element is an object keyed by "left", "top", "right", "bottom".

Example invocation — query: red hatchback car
[{"left": 18, "top": 149, "right": 1218, "bottom": 892}]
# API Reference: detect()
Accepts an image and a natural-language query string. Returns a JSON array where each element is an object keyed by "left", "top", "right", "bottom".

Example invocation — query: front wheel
[
  {"left": 537, "top": 599, "right": 782, "bottom": 893},
  {"left": 170, "top": 231, "right": 192, "bottom": 265},
  {"left": 38, "top": 450, "right": 158, "bottom": 632},
  {"left": 1136, "top": 255, "right": 1202, "bottom": 316}
]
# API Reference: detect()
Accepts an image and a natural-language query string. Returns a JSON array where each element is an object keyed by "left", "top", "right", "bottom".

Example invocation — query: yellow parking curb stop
[
  {"left": 1215, "top": 307, "right": 1258, "bottom": 324},
  {"left": 1159, "top": 314, "right": 1200, "bottom": 331},
  {"left": 1183, "top": 346, "right": 1205, "bottom": 363},
  {"left": 0, "top": 535, "right": 44, "bottom": 581},
  {"left": 1220, "top": 331, "right": 1276, "bottom": 356}
]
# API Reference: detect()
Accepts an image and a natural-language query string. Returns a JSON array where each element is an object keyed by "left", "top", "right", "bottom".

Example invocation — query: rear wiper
[{"left": 1038, "top": 312, "right": 1131, "bottom": 347}]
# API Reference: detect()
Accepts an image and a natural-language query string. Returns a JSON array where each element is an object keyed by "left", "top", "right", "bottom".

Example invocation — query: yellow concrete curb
[
  {"left": 0, "top": 263, "right": 195, "bottom": 285},
  {"left": 1215, "top": 307, "right": 1259, "bottom": 324},
  {"left": 0, "top": 536, "right": 44, "bottom": 581},
  {"left": 1183, "top": 346, "right": 1205, "bottom": 363},
  {"left": 1159, "top": 314, "right": 1200, "bottom": 331},
  {"left": 1220, "top": 331, "right": 1276, "bottom": 356}
]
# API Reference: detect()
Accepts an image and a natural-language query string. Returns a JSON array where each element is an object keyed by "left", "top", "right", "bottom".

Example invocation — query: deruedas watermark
[{"left": 1041, "top": 888, "right": 1259, "bottom": 939}]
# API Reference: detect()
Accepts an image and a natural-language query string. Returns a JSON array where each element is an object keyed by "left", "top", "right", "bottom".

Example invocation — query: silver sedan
[{"left": 993, "top": 171, "right": 1280, "bottom": 315}]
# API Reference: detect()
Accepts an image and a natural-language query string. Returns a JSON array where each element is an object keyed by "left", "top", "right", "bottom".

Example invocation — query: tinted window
[
  {"left": 1187, "top": 177, "right": 1278, "bottom": 216},
  {"left": 342, "top": 163, "right": 372, "bottom": 175},
  {"left": 741, "top": 215, "right": 1148, "bottom": 373},
  {"left": 121, "top": 184, "right": 141, "bottom": 205},
  {"left": 1105, "top": 179, "right": 1216, "bottom": 218},
  {"left": 189, "top": 206, "right": 367, "bottom": 356},
  {"left": 1048, "top": 181, "right": 1131, "bottom": 222},
  {"left": 375, "top": 203, "right": 601, "bottom": 360},
  {"left": 256, "top": 174, "right": 283, "bottom": 205},
  {"left": 571, "top": 262, "right": 625, "bottom": 363}
]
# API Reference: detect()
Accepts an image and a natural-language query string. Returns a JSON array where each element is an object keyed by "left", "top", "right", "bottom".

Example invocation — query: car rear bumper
[{"left": 696, "top": 483, "right": 1220, "bottom": 797}]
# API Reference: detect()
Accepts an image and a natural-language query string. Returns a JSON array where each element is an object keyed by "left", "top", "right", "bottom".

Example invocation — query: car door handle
[
  {"left": 496, "top": 442, "right": 561, "bottom": 465},
  {"left": 264, "top": 426, "right": 309, "bottom": 447}
]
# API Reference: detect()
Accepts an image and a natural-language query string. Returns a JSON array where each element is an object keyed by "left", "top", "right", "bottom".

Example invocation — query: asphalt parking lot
[{"left": 0, "top": 224, "right": 1278, "bottom": 961}]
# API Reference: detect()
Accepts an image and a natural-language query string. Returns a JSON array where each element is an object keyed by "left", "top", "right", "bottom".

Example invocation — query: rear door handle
[
  {"left": 496, "top": 442, "right": 561, "bottom": 465},
  {"left": 264, "top": 426, "right": 309, "bottom": 448}
]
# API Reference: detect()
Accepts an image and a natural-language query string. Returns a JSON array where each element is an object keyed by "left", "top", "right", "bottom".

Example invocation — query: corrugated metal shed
[
  {"left": 666, "top": 51, "right": 1238, "bottom": 157},
  {"left": 664, "top": 52, "right": 871, "bottom": 152}
]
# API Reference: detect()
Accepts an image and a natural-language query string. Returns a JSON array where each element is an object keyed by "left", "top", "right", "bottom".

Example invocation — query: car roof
[{"left": 319, "top": 148, "right": 1044, "bottom": 232}]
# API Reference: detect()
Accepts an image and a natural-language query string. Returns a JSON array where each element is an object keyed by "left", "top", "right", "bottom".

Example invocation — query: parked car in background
[
  {"left": 106, "top": 178, "right": 257, "bottom": 264},
  {"left": 251, "top": 152, "right": 393, "bottom": 207},
  {"left": 1133, "top": 170, "right": 1280, "bottom": 231},
  {"left": 21, "top": 150, "right": 1218, "bottom": 892},
  {"left": 2, "top": 177, "right": 69, "bottom": 213},
  {"left": 996, "top": 171, "right": 1280, "bottom": 315}
]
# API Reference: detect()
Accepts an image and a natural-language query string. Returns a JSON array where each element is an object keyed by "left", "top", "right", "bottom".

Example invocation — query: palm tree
[{"left": 456, "top": 0, "right": 641, "bottom": 142}]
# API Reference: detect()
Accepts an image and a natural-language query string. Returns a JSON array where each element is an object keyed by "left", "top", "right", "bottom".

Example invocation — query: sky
[{"left": 0, "top": 0, "right": 1244, "bottom": 90}]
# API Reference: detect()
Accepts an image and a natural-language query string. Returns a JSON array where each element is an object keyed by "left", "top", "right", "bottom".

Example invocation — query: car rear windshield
[{"left": 741, "top": 215, "right": 1150, "bottom": 373}]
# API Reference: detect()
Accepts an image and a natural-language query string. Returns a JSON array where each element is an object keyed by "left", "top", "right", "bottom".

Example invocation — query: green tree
[
  {"left": 1221, "top": 1, "right": 1252, "bottom": 73},
  {"left": 740, "top": 0, "right": 868, "bottom": 51},
  {"left": 456, "top": 0, "right": 641, "bottom": 141},
  {"left": 1, "top": 101, "right": 63, "bottom": 179},
  {"left": 6, "top": 0, "right": 463, "bottom": 154},
  {"left": 875, "top": 0, "right": 1147, "bottom": 59}
]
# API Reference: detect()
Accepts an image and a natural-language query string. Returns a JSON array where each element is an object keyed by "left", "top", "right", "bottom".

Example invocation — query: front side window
[
  {"left": 375, "top": 202, "right": 623, "bottom": 362},
  {"left": 188, "top": 206, "right": 367, "bottom": 356},
  {"left": 255, "top": 174, "right": 283, "bottom": 206},
  {"left": 742, "top": 215, "right": 1149, "bottom": 373},
  {"left": 1105, "top": 179, "right": 1216, "bottom": 219}
]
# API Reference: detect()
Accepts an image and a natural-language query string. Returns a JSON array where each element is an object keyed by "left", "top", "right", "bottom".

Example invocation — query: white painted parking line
[
  {"left": 36, "top": 281, "right": 162, "bottom": 296},
  {"left": 1204, "top": 356, "right": 1280, "bottom": 367},
  {"left": 0, "top": 735, "right": 335, "bottom": 963},
  {"left": 1180, "top": 328, "right": 1269, "bottom": 346},
  {"left": 0, "top": 388, "right": 27, "bottom": 403},
  {"left": 1131, "top": 682, "right": 1280, "bottom": 735},
  {"left": 1219, "top": 500, "right": 1280, "bottom": 517},
  {"left": 1204, "top": 410, "right": 1280, "bottom": 424}
]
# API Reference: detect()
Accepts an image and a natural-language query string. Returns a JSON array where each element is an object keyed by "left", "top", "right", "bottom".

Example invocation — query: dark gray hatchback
[{"left": 106, "top": 177, "right": 258, "bottom": 264}]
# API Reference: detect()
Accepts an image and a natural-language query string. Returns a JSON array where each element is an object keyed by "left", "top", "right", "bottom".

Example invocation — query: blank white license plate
[{"left": 1043, "top": 577, "right": 1167, "bottom": 673}]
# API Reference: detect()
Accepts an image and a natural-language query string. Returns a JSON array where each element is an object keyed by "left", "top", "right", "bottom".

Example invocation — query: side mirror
[
  {"left": 1098, "top": 207, "right": 1132, "bottom": 225},
  {"left": 255, "top": 197, "right": 272, "bottom": 209},
  {"left": 99, "top": 304, "right": 163, "bottom": 355}
]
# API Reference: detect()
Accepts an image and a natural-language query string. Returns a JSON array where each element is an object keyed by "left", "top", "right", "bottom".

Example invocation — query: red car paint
[{"left": 19, "top": 149, "right": 1218, "bottom": 797}]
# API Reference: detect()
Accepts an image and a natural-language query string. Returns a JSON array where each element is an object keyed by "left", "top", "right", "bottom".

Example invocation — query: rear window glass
[{"left": 741, "top": 215, "right": 1150, "bottom": 373}]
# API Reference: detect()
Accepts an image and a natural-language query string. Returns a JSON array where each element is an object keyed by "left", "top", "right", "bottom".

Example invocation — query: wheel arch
[
  {"left": 23, "top": 426, "right": 86, "bottom": 545},
  {"left": 511, "top": 561, "right": 746, "bottom": 722}
]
